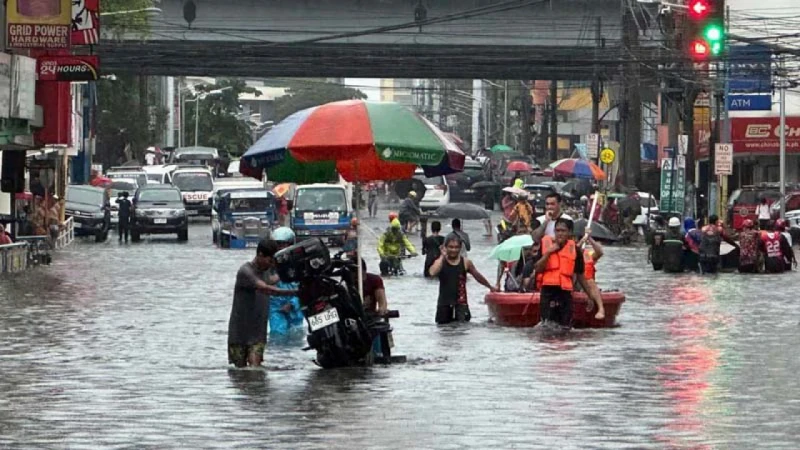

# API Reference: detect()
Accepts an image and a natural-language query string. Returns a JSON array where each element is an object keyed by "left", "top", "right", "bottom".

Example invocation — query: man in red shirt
[
  {"left": 360, "top": 260, "right": 388, "bottom": 315},
  {"left": 0, "top": 224, "right": 12, "bottom": 245}
]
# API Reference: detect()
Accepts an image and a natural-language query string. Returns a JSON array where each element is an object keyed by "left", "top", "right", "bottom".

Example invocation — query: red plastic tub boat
[{"left": 484, "top": 291, "right": 625, "bottom": 328}]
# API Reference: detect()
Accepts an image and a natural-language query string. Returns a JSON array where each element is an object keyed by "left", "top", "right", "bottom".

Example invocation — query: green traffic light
[
  {"left": 704, "top": 24, "right": 723, "bottom": 42},
  {"left": 710, "top": 41, "right": 723, "bottom": 55}
]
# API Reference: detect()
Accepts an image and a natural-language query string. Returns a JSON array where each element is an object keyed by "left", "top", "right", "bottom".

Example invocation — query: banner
[
  {"left": 71, "top": 0, "right": 99, "bottom": 45},
  {"left": 6, "top": 0, "right": 72, "bottom": 49},
  {"left": 731, "top": 117, "right": 800, "bottom": 154},
  {"left": 37, "top": 55, "right": 98, "bottom": 81}
]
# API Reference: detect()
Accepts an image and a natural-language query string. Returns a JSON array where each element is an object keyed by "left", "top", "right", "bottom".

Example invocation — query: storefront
[{"left": 730, "top": 116, "right": 800, "bottom": 189}]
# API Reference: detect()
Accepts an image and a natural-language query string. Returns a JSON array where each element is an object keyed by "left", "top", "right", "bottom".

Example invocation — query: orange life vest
[
  {"left": 583, "top": 248, "right": 596, "bottom": 281},
  {"left": 541, "top": 236, "right": 577, "bottom": 291}
]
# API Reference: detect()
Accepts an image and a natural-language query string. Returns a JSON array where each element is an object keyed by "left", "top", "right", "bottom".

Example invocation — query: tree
[
  {"left": 272, "top": 80, "right": 366, "bottom": 123},
  {"left": 182, "top": 79, "right": 262, "bottom": 156},
  {"left": 96, "top": 75, "right": 167, "bottom": 168}
]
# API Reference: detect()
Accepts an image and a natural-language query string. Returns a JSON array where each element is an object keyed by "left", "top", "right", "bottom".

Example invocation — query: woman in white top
[{"left": 756, "top": 197, "right": 771, "bottom": 230}]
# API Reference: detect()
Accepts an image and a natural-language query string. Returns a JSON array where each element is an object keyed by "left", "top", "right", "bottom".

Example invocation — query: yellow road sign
[{"left": 599, "top": 148, "right": 615, "bottom": 164}]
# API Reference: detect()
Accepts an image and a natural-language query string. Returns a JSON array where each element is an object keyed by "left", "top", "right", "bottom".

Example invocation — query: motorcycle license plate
[{"left": 308, "top": 308, "right": 340, "bottom": 332}]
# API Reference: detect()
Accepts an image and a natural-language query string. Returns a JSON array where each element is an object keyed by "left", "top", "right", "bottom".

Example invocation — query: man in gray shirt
[
  {"left": 228, "top": 239, "right": 297, "bottom": 368},
  {"left": 449, "top": 218, "right": 471, "bottom": 257}
]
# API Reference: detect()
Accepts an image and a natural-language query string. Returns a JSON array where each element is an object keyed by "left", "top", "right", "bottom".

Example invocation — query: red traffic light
[
  {"left": 689, "top": 39, "right": 710, "bottom": 59},
  {"left": 688, "top": 0, "right": 711, "bottom": 20}
]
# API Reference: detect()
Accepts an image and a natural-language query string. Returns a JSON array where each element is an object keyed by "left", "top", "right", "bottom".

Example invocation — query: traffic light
[{"left": 686, "top": 0, "right": 725, "bottom": 60}]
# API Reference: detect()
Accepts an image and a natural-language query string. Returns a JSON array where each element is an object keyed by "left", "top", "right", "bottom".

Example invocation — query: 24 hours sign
[{"left": 37, "top": 55, "right": 98, "bottom": 82}]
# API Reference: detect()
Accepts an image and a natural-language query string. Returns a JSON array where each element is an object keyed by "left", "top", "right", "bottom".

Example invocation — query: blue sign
[
  {"left": 728, "top": 94, "right": 772, "bottom": 111},
  {"left": 728, "top": 44, "right": 772, "bottom": 93}
]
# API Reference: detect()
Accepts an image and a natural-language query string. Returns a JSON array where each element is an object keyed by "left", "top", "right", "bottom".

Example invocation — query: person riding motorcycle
[
  {"left": 269, "top": 227, "right": 304, "bottom": 336},
  {"left": 378, "top": 218, "right": 417, "bottom": 275}
]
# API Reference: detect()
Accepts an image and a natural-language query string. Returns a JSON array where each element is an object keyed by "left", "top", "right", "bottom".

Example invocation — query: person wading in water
[{"left": 429, "top": 234, "right": 496, "bottom": 324}]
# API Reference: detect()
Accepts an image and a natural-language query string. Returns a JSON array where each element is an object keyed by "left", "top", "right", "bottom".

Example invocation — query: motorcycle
[
  {"left": 275, "top": 238, "right": 400, "bottom": 368},
  {"left": 380, "top": 253, "right": 417, "bottom": 277}
]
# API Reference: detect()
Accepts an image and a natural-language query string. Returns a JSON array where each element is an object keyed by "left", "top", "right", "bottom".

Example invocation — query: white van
[{"left": 171, "top": 167, "right": 215, "bottom": 216}]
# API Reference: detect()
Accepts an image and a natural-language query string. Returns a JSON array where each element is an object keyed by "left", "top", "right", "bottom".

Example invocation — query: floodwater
[{"left": 2, "top": 211, "right": 800, "bottom": 449}]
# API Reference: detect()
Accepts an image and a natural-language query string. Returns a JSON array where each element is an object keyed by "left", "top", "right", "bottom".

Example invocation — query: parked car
[
  {"left": 108, "top": 178, "right": 139, "bottom": 225},
  {"left": 632, "top": 192, "right": 660, "bottom": 227},
  {"left": 64, "top": 185, "right": 110, "bottom": 242},
  {"left": 727, "top": 184, "right": 783, "bottom": 230},
  {"left": 130, "top": 185, "right": 188, "bottom": 242},
  {"left": 446, "top": 159, "right": 487, "bottom": 202},
  {"left": 413, "top": 168, "right": 450, "bottom": 210},
  {"left": 770, "top": 191, "right": 800, "bottom": 220}
]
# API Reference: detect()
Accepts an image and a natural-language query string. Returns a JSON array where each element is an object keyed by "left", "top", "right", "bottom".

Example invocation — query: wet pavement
[{"left": 2, "top": 211, "right": 800, "bottom": 449}]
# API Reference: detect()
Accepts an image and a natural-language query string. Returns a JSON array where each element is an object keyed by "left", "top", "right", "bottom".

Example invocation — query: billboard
[
  {"left": 0, "top": 54, "right": 11, "bottom": 119},
  {"left": 728, "top": 44, "right": 772, "bottom": 94},
  {"left": 10, "top": 55, "right": 36, "bottom": 121},
  {"left": 6, "top": 0, "right": 72, "bottom": 49},
  {"left": 71, "top": 0, "right": 99, "bottom": 45},
  {"left": 731, "top": 117, "right": 800, "bottom": 154}
]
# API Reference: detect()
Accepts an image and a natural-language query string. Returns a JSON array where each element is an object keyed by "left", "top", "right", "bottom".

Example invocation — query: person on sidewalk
[
  {"left": 756, "top": 197, "right": 771, "bottom": 231},
  {"left": 0, "top": 224, "right": 12, "bottom": 245}
]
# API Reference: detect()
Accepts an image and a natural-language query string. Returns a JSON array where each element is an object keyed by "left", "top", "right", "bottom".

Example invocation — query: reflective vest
[
  {"left": 583, "top": 248, "right": 596, "bottom": 281},
  {"left": 541, "top": 236, "right": 577, "bottom": 291}
]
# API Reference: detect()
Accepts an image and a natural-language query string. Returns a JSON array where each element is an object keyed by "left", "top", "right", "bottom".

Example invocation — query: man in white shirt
[
  {"left": 533, "top": 192, "right": 574, "bottom": 240},
  {"left": 756, "top": 197, "right": 771, "bottom": 230}
]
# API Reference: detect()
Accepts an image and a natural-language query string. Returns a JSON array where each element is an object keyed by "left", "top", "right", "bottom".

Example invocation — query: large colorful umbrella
[
  {"left": 490, "top": 144, "right": 514, "bottom": 153},
  {"left": 549, "top": 158, "right": 606, "bottom": 181},
  {"left": 240, "top": 100, "right": 464, "bottom": 183}
]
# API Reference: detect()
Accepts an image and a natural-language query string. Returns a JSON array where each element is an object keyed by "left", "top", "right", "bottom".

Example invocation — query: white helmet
[{"left": 668, "top": 217, "right": 681, "bottom": 227}]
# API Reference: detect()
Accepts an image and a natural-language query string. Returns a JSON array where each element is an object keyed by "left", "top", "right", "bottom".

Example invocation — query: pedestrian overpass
[{"left": 96, "top": 0, "right": 661, "bottom": 80}]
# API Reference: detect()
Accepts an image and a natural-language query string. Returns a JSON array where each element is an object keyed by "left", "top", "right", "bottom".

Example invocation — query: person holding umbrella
[{"left": 399, "top": 191, "right": 421, "bottom": 233}]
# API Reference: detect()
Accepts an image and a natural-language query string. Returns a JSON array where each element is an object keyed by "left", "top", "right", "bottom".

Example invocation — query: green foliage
[
  {"left": 182, "top": 79, "right": 262, "bottom": 156},
  {"left": 103, "top": 0, "right": 156, "bottom": 38},
  {"left": 96, "top": 75, "right": 167, "bottom": 168},
  {"left": 272, "top": 80, "right": 367, "bottom": 123}
]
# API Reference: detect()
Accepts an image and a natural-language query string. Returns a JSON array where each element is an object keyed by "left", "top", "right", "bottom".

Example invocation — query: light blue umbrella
[{"left": 489, "top": 235, "right": 534, "bottom": 262}]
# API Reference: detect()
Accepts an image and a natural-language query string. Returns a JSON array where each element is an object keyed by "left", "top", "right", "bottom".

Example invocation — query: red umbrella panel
[{"left": 506, "top": 160, "right": 533, "bottom": 173}]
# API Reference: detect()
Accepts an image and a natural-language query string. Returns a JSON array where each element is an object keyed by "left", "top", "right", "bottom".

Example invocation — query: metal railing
[
  {"left": 55, "top": 217, "right": 74, "bottom": 249},
  {"left": 0, "top": 242, "right": 29, "bottom": 274}
]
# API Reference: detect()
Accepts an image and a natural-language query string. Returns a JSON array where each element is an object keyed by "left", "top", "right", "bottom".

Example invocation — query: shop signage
[
  {"left": 6, "top": 0, "right": 72, "bottom": 50},
  {"left": 37, "top": 55, "right": 98, "bottom": 81},
  {"left": 731, "top": 117, "right": 800, "bottom": 154},
  {"left": 660, "top": 157, "right": 685, "bottom": 214},
  {"left": 10, "top": 55, "right": 36, "bottom": 121},
  {"left": 0, "top": 53, "right": 10, "bottom": 119},
  {"left": 587, "top": 133, "right": 599, "bottom": 158},
  {"left": 71, "top": 0, "right": 100, "bottom": 45},
  {"left": 728, "top": 94, "right": 772, "bottom": 111}
]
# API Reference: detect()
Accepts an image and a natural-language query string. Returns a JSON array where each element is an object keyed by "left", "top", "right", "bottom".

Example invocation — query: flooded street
[{"left": 3, "top": 213, "right": 800, "bottom": 449}]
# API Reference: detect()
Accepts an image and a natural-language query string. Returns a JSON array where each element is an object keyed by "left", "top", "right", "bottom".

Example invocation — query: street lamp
[{"left": 186, "top": 86, "right": 233, "bottom": 147}]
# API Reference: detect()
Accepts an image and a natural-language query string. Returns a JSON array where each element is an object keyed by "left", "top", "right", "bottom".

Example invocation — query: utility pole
[
  {"left": 590, "top": 16, "right": 603, "bottom": 134},
  {"left": 779, "top": 55, "right": 787, "bottom": 218},
  {"left": 519, "top": 81, "right": 533, "bottom": 156},
  {"left": 620, "top": 0, "right": 642, "bottom": 188},
  {"left": 503, "top": 80, "right": 509, "bottom": 144},
  {"left": 549, "top": 80, "right": 558, "bottom": 161}
]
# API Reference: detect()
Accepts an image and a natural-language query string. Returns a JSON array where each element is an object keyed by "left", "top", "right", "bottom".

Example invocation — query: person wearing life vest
[
  {"left": 759, "top": 222, "right": 791, "bottom": 273},
  {"left": 659, "top": 217, "right": 685, "bottom": 273},
  {"left": 533, "top": 218, "right": 602, "bottom": 328},
  {"left": 738, "top": 219, "right": 761, "bottom": 273},
  {"left": 577, "top": 229, "right": 606, "bottom": 320},
  {"left": 698, "top": 214, "right": 737, "bottom": 274}
]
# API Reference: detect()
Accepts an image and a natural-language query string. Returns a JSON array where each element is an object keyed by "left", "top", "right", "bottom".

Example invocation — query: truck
[{"left": 291, "top": 183, "right": 352, "bottom": 246}]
